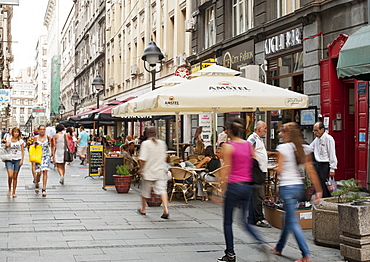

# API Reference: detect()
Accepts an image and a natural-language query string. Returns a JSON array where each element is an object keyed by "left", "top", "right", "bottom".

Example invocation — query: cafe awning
[{"left": 337, "top": 25, "right": 370, "bottom": 80}]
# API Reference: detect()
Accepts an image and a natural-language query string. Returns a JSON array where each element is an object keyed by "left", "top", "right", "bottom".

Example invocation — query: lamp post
[
  {"left": 142, "top": 41, "right": 164, "bottom": 90},
  {"left": 92, "top": 74, "right": 104, "bottom": 136},
  {"left": 71, "top": 91, "right": 80, "bottom": 116},
  {"left": 50, "top": 111, "right": 56, "bottom": 123},
  {"left": 58, "top": 103, "right": 66, "bottom": 120}
]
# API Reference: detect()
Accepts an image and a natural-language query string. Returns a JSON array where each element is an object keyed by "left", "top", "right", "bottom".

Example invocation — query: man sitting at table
[{"left": 195, "top": 146, "right": 221, "bottom": 201}]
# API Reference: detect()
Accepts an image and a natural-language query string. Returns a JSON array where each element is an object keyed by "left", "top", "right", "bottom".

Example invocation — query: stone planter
[
  {"left": 339, "top": 200, "right": 370, "bottom": 262},
  {"left": 146, "top": 188, "right": 162, "bottom": 207},
  {"left": 312, "top": 197, "right": 341, "bottom": 248},
  {"left": 113, "top": 175, "right": 132, "bottom": 193}
]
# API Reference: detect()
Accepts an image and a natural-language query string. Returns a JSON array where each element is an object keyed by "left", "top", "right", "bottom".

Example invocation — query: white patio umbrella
[
  {"left": 112, "top": 75, "right": 191, "bottom": 156},
  {"left": 131, "top": 64, "right": 308, "bottom": 151}
]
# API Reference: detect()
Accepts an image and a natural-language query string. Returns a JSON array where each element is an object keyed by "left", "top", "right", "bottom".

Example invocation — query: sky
[{"left": 11, "top": 0, "right": 48, "bottom": 77}]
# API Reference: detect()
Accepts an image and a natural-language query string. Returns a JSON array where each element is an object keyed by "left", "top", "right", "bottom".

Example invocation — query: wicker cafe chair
[
  {"left": 202, "top": 165, "right": 229, "bottom": 200},
  {"left": 169, "top": 167, "right": 196, "bottom": 204}
]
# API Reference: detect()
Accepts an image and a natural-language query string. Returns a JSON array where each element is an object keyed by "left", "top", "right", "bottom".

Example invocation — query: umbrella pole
[
  {"left": 175, "top": 112, "right": 180, "bottom": 157},
  {"left": 212, "top": 108, "right": 217, "bottom": 153}
]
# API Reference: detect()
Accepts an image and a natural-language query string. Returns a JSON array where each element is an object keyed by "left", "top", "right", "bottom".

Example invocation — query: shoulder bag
[
  {"left": 0, "top": 147, "right": 12, "bottom": 162},
  {"left": 64, "top": 135, "right": 73, "bottom": 163}
]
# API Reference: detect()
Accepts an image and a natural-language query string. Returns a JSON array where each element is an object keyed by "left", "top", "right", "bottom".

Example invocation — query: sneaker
[
  {"left": 256, "top": 220, "right": 271, "bottom": 228},
  {"left": 217, "top": 252, "right": 236, "bottom": 262}
]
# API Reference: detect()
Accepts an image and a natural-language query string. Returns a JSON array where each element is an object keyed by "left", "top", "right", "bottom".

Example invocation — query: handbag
[
  {"left": 29, "top": 145, "right": 42, "bottom": 164},
  {"left": 64, "top": 134, "right": 73, "bottom": 163},
  {"left": 0, "top": 147, "right": 12, "bottom": 162},
  {"left": 252, "top": 158, "right": 265, "bottom": 185},
  {"left": 326, "top": 177, "right": 337, "bottom": 194}
]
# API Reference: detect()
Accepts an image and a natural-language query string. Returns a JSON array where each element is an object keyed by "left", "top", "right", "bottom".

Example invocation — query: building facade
[
  {"left": 34, "top": 36, "right": 48, "bottom": 108},
  {"left": 44, "top": 0, "right": 73, "bottom": 119},
  {"left": 105, "top": 0, "right": 192, "bottom": 143},
  {"left": 188, "top": 0, "right": 369, "bottom": 186},
  {"left": 60, "top": 5, "right": 75, "bottom": 118},
  {"left": 73, "top": 0, "right": 106, "bottom": 115},
  {"left": 0, "top": 4, "right": 13, "bottom": 130},
  {"left": 10, "top": 68, "right": 37, "bottom": 130}
]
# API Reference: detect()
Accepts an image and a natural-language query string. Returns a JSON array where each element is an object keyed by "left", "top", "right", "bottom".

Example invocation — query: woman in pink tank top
[{"left": 217, "top": 118, "right": 271, "bottom": 262}]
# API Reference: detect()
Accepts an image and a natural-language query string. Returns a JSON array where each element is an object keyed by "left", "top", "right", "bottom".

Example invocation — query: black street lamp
[
  {"left": 92, "top": 74, "right": 104, "bottom": 135},
  {"left": 58, "top": 103, "right": 66, "bottom": 120},
  {"left": 71, "top": 91, "right": 80, "bottom": 115},
  {"left": 142, "top": 41, "right": 164, "bottom": 90},
  {"left": 50, "top": 111, "right": 56, "bottom": 122}
]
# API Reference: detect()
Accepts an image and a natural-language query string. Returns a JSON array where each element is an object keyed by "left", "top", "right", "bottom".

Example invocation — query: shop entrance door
[
  {"left": 354, "top": 81, "right": 369, "bottom": 187},
  {"left": 343, "top": 83, "right": 355, "bottom": 180}
]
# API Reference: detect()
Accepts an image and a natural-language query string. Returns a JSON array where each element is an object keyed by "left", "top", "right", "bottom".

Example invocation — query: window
[
  {"left": 277, "top": 0, "right": 300, "bottom": 18},
  {"left": 232, "top": 0, "right": 254, "bottom": 37},
  {"left": 20, "top": 108, "right": 24, "bottom": 114},
  {"left": 205, "top": 7, "right": 216, "bottom": 49}
]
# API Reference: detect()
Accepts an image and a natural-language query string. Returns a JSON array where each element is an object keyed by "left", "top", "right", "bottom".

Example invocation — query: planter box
[{"left": 264, "top": 205, "right": 312, "bottom": 229}]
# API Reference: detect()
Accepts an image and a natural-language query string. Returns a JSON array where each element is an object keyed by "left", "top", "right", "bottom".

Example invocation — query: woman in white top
[
  {"left": 52, "top": 124, "right": 66, "bottom": 185},
  {"left": 4, "top": 127, "right": 25, "bottom": 198},
  {"left": 274, "top": 122, "right": 322, "bottom": 262}
]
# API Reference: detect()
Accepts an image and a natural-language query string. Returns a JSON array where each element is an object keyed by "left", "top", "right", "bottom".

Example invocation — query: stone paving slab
[{"left": 0, "top": 157, "right": 345, "bottom": 261}]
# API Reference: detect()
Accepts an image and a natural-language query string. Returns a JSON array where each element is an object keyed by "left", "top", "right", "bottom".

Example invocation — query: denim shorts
[{"left": 5, "top": 159, "right": 21, "bottom": 172}]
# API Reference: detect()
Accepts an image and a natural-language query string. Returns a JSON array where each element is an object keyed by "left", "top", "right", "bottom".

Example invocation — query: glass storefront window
[
  {"left": 278, "top": 55, "right": 292, "bottom": 75},
  {"left": 293, "top": 51, "right": 303, "bottom": 72},
  {"left": 278, "top": 76, "right": 292, "bottom": 89}
]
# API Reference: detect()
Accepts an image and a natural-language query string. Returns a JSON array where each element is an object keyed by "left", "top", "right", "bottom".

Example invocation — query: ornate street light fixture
[
  {"left": 58, "top": 103, "right": 66, "bottom": 120},
  {"left": 142, "top": 41, "right": 164, "bottom": 90},
  {"left": 71, "top": 91, "right": 80, "bottom": 115},
  {"left": 92, "top": 74, "right": 104, "bottom": 135}
]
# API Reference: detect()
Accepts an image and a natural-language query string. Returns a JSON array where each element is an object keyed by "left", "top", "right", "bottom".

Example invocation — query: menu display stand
[
  {"left": 103, "top": 152, "right": 124, "bottom": 190},
  {"left": 86, "top": 145, "right": 103, "bottom": 179}
]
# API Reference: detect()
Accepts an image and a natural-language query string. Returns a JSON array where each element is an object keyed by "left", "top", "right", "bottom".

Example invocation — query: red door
[{"left": 355, "top": 81, "right": 369, "bottom": 187}]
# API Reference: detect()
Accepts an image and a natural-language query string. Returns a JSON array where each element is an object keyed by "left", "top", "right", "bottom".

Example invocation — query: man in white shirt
[
  {"left": 310, "top": 122, "right": 338, "bottom": 198},
  {"left": 138, "top": 126, "right": 169, "bottom": 219},
  {"left": 247, "top": 121, "right": 271, "bottom": 228}
]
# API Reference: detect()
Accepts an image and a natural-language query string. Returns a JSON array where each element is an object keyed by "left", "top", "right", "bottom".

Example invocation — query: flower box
[{"left": 264, "top": 205, "right": 313, "bottom": 229}]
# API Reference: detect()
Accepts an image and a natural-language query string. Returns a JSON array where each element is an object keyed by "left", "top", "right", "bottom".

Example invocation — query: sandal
[
  {"left": 42, "top": 189, "right": 46, "bottom": 197},
  {"left": 12, "top": 194, "right": 17, "bottom": 198},
  {"left": 137, "top": 209, "right": 146, "bottom": 215},
  {"left": 35, "top": 184, "right": 39, "bottom": 194}
]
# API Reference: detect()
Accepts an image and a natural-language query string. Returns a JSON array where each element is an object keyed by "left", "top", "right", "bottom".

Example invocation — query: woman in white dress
[{"left": 52, "top": 124, "right": 66, "bottom": 185}]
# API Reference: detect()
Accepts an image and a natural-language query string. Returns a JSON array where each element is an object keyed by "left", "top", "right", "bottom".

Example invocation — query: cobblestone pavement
[{"left": 0, "top": 157, "right": 344, "bottom": 262}]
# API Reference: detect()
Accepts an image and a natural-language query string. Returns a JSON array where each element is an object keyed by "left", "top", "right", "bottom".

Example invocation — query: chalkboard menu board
[
  {"left": 103, "top": 152, "right": 125, "bottom": 188},
  {"left": 89, "top": 145, "right": 103, "bottom": 177}
]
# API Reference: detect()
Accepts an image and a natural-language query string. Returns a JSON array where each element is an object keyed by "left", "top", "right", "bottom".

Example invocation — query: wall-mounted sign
[
  {"left": 222, "top": 40, "right": 254, "bottom": 70},
  {"left": 199, "top": 114, "right": 212, "bottom": 147},
  {"left": 175, "top": 66, "right": 190, "bottom": 79},
  {"left": 0, "top": 89, "right": 10, "bottom": 103},
  {"left": 32, "top": 108, "right": 46, "bottom": 113},
  {"left": 191, "top": 58, "right": 216, "bottom": 74},
  {"left": 300, "top": 108, "right": 316, "bottom": 126},
  {"left": 358, "top": 83, "right": 367, "bottom": 95},
  {"left": 265, "top": 28, "right": 302, "bottom": 55}
]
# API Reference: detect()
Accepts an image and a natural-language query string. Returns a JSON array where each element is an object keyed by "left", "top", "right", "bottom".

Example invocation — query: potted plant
[
  {"left": 313, "top": 178, "right": 363, "bottom": 248},
  {"left": 113, "top": 165, "right": 132, "bottom": 193}
]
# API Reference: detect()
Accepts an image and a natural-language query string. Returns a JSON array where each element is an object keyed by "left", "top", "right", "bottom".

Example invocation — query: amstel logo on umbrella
[
  {"left": 209, "top": 81, "right": 251, "bottom": 92},
  {"left": 164, "top": 96, "right": 179, "bottom": 106}
]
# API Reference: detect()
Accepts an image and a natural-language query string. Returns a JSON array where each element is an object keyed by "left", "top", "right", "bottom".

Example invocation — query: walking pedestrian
[
  {"left": 66, "top": 127, "right": 76, "bottom": 165},
  {"left": 138, "top": 126, "right": 169, "bottom": 219},
  {"left": 4, "top": 127, "right": 25, "bottom": 198},
  {"left": 34, "top": 125, "right": 51, "bottom": 197},
  {"left": 218, "top": 118, "right": 270, "bottom": 262},
  {"left": 274, "top": 122, "right": 322, "bottom": 262},
  {"left": 27, "top": 126, "right": 39, "bottom": 184},
  {"left": 76, "top": 126, "right": 89, "bottom": 165},
  {"left": 217, "top": 126, "right": 228, "bottom": 146},
  {"left": 247, "top": 121, "right": 271, "bottom": 228},
  {"left": 52, "top": 124, "right": 67, "bottom": 185},
  {"left": 310, "top": 122, "right": 337, "bottom": 198}
]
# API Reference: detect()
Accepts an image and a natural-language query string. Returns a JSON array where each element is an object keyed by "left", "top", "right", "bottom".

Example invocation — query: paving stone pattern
[{"left": 0, "top": 156, "right": 344, "bottom": 261}]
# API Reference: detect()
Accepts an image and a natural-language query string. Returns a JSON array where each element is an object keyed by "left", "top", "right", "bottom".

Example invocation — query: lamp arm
[
  {"left": 143, "top": 62, "right": 151, "bottom": 73},
  {"left": 154, "top": 63, "right": 163, "bottom": 74}
]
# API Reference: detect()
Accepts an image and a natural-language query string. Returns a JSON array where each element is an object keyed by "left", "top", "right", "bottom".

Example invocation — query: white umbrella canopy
[
  {"left": 112, "top": 76, "right": 189, "bottom": 117},
  {"left": 134, "top": 74, "right": 308, "bottom": 114}
]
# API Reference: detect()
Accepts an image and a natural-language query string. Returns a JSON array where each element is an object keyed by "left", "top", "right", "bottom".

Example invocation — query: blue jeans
[
  {"left": 223, "top": 183, "right": 266, "bottom": 254},
  {"left": 5, "top": 159, "right": 21, "bottom": 172},
  {"left": 276, "top": 184, "right": 310, "bottom": 257}
]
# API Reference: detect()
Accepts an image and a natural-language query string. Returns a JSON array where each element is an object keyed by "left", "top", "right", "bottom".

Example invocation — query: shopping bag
[
  {"left": 325, "top": 177, "right": 337, "bottom": 194},
  {"left": 0, "top": 147, "right": 12, "bottom": 162},
  {"left": 29, "top": 145, "right": 42, "bottom": 164},
  {"left": 64, "top": 150, "right": 73, "bottom": 162}
]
